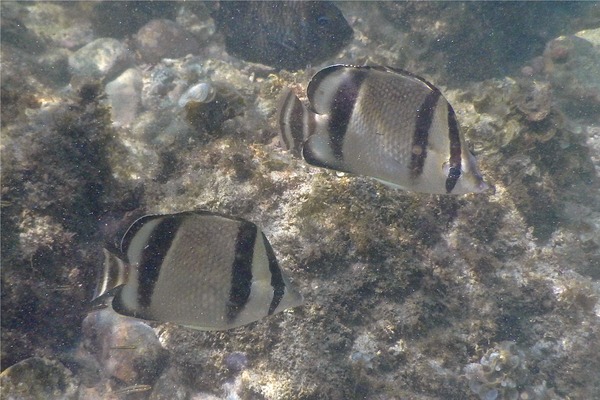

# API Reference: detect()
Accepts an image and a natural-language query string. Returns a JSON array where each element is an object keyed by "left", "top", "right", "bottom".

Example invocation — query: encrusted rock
[
  {"left": 68, "top": 38, "right": 133, "bottom": 81},
  {"left": 0, "top": 357, "right": 79, "bottom": 400},
  {"left": 543, "top": 29, "right": 600, "bottom": 120},
  {"left": 135, "top": 19, "right": 200, "bottom": 63},
  {"left": 82, "top": 308, "right": 169, "bottom": 386},
  {"left": 516, "top": 80, "right": 552, "bottom": 122}
]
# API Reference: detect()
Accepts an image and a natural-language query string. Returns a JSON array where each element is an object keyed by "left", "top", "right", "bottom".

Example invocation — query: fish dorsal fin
[
  {"left": 307, "top": 65, "right": 438, "bottom": 109},
  {"left": 307, "top": 64, "right": 367, "bottom": 115},
  {"left": 374, "top": 66, "right": 440, "bottom": 92},
  {"left": 120, "top": 214, "right": 163, "bottom": 256}
]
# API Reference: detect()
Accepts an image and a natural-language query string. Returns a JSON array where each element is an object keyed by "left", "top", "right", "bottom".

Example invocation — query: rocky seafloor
[{"left": 1, "top": 2, "right": 600, "bottom": 399}]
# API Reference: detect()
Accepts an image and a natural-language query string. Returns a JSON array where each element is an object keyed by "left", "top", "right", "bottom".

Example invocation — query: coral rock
[
  {"left": 68, "top": 38, "right": 133, "bottom": 81},
  {"left": 82, "top": 308, "right": 169, "bottom": 386},
  {"left": 0, "top": 357, "right": 79, "bottom": 400},
  {"left": 135, "top": 19, "right": 200, "bottom": 63}
]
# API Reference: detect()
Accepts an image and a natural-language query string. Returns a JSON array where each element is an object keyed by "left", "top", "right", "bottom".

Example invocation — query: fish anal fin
[{"left": 302, "top": 134, "right": 351, "bottom": 173}]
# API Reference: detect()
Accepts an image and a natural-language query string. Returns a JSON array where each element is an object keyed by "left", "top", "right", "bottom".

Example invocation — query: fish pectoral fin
[
  {"left": 302, "top": 134, "right": 351, "bottom": 173},
  {"left": 270, "top": 35, "right": 300, "bottom": 52}
]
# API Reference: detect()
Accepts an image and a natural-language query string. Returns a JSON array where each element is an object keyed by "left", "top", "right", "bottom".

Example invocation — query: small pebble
[
  {"left": 521, "top": 66, "right": 534, "bottom": 77},
  {"left": 548, "top": 41, "right": 571, "bottom": 62},
  {"left": 106, "top": 68, "right": 143, "bottom": 127},
  {"left": 224, "top": 352, "right": 248, "bottom": 372},
  {"left": 0, "top": 357, "right": 79, "bottom": 399}
]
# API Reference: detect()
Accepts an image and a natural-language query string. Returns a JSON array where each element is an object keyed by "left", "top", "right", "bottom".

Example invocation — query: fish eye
[
  {"left": 317, "top": 16, "right": 330, "bottom": 26},
  {"left": 448, "top": 166, "right": 461, "bottom": 179}
]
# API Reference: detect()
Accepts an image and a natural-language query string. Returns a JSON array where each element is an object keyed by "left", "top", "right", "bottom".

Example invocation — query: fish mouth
[{"left": 479, "top": 180, "right": 495, "bottom": 194}]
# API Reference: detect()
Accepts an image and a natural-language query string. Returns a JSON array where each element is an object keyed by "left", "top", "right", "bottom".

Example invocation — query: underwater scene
[{"left": 1, "top": 1, "right": 600, "bottom": 399}]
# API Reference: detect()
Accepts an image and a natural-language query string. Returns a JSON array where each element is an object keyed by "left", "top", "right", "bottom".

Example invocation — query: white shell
[{"left": 178, "top": 83, "right": 216, "bottom": 107}]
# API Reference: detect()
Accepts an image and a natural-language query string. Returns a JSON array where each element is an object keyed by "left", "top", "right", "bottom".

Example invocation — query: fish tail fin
[
  {"left": 92, "top": 248, "right": 129, "bottom": 303},
  {"left": 277, "top": 88, "right": 316, "bottom": 158}
]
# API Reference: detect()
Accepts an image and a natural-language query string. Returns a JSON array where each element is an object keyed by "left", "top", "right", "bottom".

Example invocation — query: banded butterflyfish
[
  {"left": 93, "top": 211, "right": 303, "bottom": 330},
  {"left": 278, "top": 65, "right": 489, "bottom": 194}
]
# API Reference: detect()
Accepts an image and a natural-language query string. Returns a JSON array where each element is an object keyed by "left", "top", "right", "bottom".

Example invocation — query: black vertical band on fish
[
  {"left": 263, "top": 234, "right": 285, "bottom": 315},
  {"left": 306, "top": 103, "right": 317, "bottom": 150},
  {"left": 445, "top": 107, "right": 463, "bottom": 193},
  {"left": 302, "top": 66, "right": 368, "bottom": 168},
  {"left": 105, "top": 253, "right": 122, "bottom": 295},
  {"left": 137, "top": 217, "right": 182, "bottom": 308},
  {"left": 327, "top": 71, "right": 367, "bottom": 160},
  {"left": 226, "top": 221, "right": 257, "bottom": 322},
  {"left": 410, "top": 89, "right": 442, "bottom": 178}
]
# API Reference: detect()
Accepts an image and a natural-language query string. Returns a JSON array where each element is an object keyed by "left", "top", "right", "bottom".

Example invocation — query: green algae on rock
[{"left": 1, "top": 2, "right": 599, "bottom": 399}]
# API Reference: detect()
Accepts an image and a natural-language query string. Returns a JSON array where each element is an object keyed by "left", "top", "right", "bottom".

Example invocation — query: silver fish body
[
  {"left": 93, "top": 211, "right": 303, "bottom": 330},
  {"left": 279, "top": 65, "right": 489, "bottom": 194}
]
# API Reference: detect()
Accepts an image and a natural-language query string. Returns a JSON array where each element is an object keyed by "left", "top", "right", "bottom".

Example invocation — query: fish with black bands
[
  {"left": 212, "top": 1, "right": 353, "bottom": 70},
  {"left": 93, "top": 211, "right": 303, "bottom": 330},
  {"left": 278, "top": 65, "right": 490, "bottom": 194}
]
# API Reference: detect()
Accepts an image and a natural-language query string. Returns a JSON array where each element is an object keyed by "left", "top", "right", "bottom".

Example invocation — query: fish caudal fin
[
  {"left": 92, "top": 248, "right": 129, "bottom": 302},
  {"left": 278, "top": 88, "right": 315, "bottom": 158}
]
